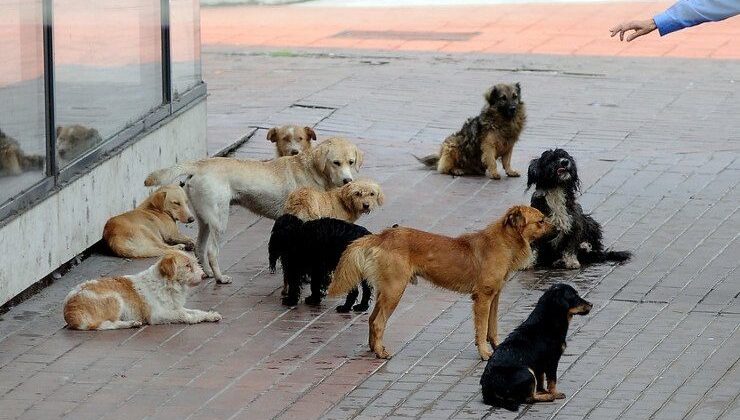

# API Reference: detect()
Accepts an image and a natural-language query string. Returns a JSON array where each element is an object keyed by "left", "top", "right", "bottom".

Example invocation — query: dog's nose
[
  {"left": 187, "top": 217, "right": 195, "bottom": 223},
  {"left": 343, "top": 178, "right": 352, "bottom": 185},
  {"left": 559, "top": 158, "right": 570, "bottom": 167},
  {"left": 508, "top": 105, "right": 517, "bottom": 113},
  {"left": 363, "top": 203, "right": 370, "bottom": 210},
  {"left": 290, "top": 150, "right": 299, "bottom": 155}
]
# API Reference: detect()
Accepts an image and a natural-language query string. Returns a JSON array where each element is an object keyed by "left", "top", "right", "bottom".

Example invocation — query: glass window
[
  {"left": 0, "top": 0, "right": 47, "bottom": 204},
  {"left": 53, "top": 0, "right": 162, "bottom": 167},
  {"left": 171, "top": 0, "right": 202, "bottom": 97}
]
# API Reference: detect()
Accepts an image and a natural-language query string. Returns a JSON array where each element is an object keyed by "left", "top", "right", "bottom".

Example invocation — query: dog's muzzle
[{"left": 290, "top": 149, "right": 299, "bottom": 155}]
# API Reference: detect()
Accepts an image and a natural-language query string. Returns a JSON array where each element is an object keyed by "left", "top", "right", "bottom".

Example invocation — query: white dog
[
  {"left": 144, "top": 137, "right": 363, "bottom": 284},
  {"left": 63, "top": 251, "right": 221, "bottom": 330}
]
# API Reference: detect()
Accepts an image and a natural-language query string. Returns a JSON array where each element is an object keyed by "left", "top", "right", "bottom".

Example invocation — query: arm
[{"left": 654, "top": 0, "right": 740, "bottom": 36}]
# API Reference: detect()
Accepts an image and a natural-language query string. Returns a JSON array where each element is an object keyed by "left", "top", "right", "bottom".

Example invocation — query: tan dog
[
  {"left": 267, "top": 125, "right": 316, "bottom": 157},
  {"left": 284, "top": 180, "right": 384, "bottom": 223},
  {"left": 64, "top": 251, "right": 221, "bottom": 330},
  {"left": 328, "top": 205, "right": 552, "bottom": 360},
  {"left": 144, "top": 137, "right": 363, "bottom": 284},
  {"left": 0, "top": 129, "right": 44, "bottom": 176},
  {"left": 56, "top": 124, "right": 103, "bottom": 162},
  {"left": 103, "top": 185, "right": 195, "bottom": 258},
  {"left": 418, "top": 83, "right": 526, "bottom": 179}
]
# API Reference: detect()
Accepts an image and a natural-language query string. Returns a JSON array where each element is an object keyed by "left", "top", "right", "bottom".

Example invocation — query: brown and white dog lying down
[
  {"left": 328, "top": 205, "right": 552, "bottom": 360},
  {"left": 267, "top": 125, "right": 316, "bottom": 157},
  {"left": 103, "top": 184, "right": 195, "bottom": 258},
  {"left": 144, "top": 137, "right": 364, "bottom": 284},
  {"left": 63, "top": 251, "right": 221, "bottom": 330},
  {"left": 284, "top": 180, "right": 384, "bottom": 223}
]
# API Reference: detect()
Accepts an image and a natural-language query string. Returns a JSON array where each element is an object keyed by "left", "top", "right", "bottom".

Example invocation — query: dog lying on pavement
[
  {"left": 480, "top": 283, "right": 592, "bottom": 411},
  {"left": 63, "top": 251, "right": 221, "bottom": 330}
]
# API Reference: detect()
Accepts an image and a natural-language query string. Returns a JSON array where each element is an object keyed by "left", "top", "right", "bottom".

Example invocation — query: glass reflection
[{"left": 171, "top": 0, "right": 202, "bottom": 97}]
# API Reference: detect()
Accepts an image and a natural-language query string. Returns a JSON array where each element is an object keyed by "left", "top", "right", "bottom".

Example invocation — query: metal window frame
[{"left": 0, "top": 0, "right": 207, "bottom": 228}]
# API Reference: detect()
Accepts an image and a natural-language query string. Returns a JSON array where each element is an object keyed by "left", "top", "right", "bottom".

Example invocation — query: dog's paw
[
  {"left": 304, "top": 295, "right": 322, "bottom": 306},
  {"left": 478, "top": 347, "right": 494, "bottom": 361},
  {"left": 553, "top": 392, "right": 566, "bottom": 399},
  {"left": 206, "top": 311, "right": 222, "bottom": 322},
  {"left": 353, "top": 303, "right": 370, "bottom": 312},
  {"left": 336, "top": 305, "right": 351, "bottom": 313},
  {"left": 282, "top": 296, "right": 298, "bottom": 307},
  {"left": 506, "top": 169, "right": 520, "bottom": 177},
  {"left": 174, "top": 244, "right": 188, "bottom": 251},
  {"left": 216, "top": 275, "right": 232, "bottom": 284},
  {"left": 486, "top": 169, "right": 501, "bottom": 180},
  {"left": 130, "top": 320, "right": 143, "bottom": 328},
  {"left": 374, "top": 346, "right": 392, "bottom": 359},
  {"left": 449, "top": 168, "right": 466, "bottom": 176},
  {"left": 183, "top": 241, "right": 196, "bottom": 252}
]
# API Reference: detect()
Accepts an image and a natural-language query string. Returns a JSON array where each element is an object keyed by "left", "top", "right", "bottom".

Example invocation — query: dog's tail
[
  {"left": 268, "top": 214, "right": 303, "bottom": 272},
  {"left": 20, "top": 154, "right": 44, "bottom": 170},
  {"left": 584, "top": 249, "right": 632, "bottom": 264},
  {"left": 415, "top": 154, "right": 439, "bottom": 169},
  {"left": 328, "top": 236, "right": 379, "bottom": 297},
  {"left": 144, "top": 161, "right": 201, "bottom": 186}
]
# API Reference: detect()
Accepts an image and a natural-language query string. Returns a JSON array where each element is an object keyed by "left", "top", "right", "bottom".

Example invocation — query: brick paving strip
[{"left": 2, "top": 20, "right": 740, "bottom": 420}]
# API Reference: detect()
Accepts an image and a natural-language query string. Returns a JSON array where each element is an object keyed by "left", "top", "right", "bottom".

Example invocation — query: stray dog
[
  {"left": 0, "top": 129, "right": 44, "bottom": 176},
  {"left": 268, "top": 214, "right": 373, "bottom": 312},
  {"left": 103, "top": 184, "right": 195, "bottom": 258},
  {"left": 480, "top": 283, "right": 592, "bottom": 411},
  {"left": 144, "top": 137, "right": 363, "bottom": 284},
  {"left": 418, "top": 83, "right": 526, "bottom": 179},
  {"left": 284, "top": 180, "right": 384, "bottom": 223},
  {"left": 267, "top": 125, "right": 316, "bottom": 157},
  {"left": 328, "top": 205, "right": 552, "bottom": 360},
  {"left": 56, "top": 124, "right": 103, "bottom": 162},
  {"left": 526, "top": 149, "right": 631, "bottom": 269},
  {"left": 63, "top": 251, "right": 221, "bottom": 330}
]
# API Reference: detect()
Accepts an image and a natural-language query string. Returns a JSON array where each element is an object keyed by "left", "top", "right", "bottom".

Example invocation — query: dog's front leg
[
  {"left": 486, "top": 290, "right": 501, "bottom": 349},
  {"left": 472, "top": 289, "right": 495, "bottom": 360},
  {"left": 546, "top": 367, "right": 565, "bottom": 399},
  {"left": 183, "top": 308, "right": 222, "bottom": 323},
  {"left": 501, "top": 149, "right": 519, "bottom": 177},
  {"left": 166, "top": 231, "right": 196, "bottom": 252},
  {"left": 480, "top": 142, "right": 500, "bottom": 179}
]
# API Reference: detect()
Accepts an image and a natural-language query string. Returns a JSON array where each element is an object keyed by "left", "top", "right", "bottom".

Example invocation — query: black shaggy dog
[
  {"left": 526, "top": 149, "right": 631, "bottom": 269},
  {"left": 268, "top": 214, "right": 373, "bottom": 312},
  {"left": 480, "top": 283, "right": 592, "bottom": 411}
]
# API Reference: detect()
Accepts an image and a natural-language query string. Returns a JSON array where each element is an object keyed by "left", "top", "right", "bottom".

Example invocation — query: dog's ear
[
  {"left": 504, "top": 207, "right": 526, "bottom": 230},
  {"left": 354, "top": 147, "right": 364, "bottom": 169},
  {"left": 266, "top": 128, "right": 278, "bottom": 143},
  {"left": 340, "top": 183, "right": 356, "bottom": 209},
  {"left": 526, "top": 159, "right": 539, "bottom": 190},
  {"left": 304, "top": 127, "right": 317, "bottom": 141},
  {"left": 312, "top": 143, "right": 329, "bottom": 174},
  {"left": 484, "top": 85, "right": 498, "bottom": 104},
  {"left": 376, "top": 186, "right": 385, "bottom": 206},
  {"left": 515, "top": 82, "right": 521, "bottom": 98},
  {"left": 148, "top": 190, "right": 167, "bottom": 210},
  {"left": 158, "top": 253, "right": 178, "bottom": 281},
  {"left": 55, "top": 126, "right": 62, "bottom": 138}
]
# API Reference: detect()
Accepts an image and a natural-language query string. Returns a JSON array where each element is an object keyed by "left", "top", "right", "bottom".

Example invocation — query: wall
[{"left": 0, "top": 100, "right": 207, "bottom": 304}]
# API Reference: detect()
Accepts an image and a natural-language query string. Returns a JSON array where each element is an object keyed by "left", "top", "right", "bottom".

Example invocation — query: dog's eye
[
  {"left": 370, "top": 192, "right": 375, "bottom": 196},
  {"left": 354, "top": 192, "right": 361, "bottom": 197},
  {"left": 333, "top": 160, "right": 340, "bottom": 166},
  {"left": 349, "top": 160, "right": 355, "bottom": 165},
  {"left": 173, "top": 201, "right": 180, "bottom": 205}
]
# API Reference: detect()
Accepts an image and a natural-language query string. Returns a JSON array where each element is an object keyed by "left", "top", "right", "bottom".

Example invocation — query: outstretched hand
[{"left": 610, "top": 19, "right": 657, "bottom": 42}]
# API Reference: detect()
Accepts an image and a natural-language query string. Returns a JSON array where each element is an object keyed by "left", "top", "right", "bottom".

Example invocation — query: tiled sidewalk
[{"left": 1, "top": 48, "right": 738, "bottom": 419}]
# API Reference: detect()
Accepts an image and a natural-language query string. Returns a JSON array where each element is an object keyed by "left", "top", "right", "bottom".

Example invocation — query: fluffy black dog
[
  {"left": 526, "top": 149, "right": 631, "bottom": 269},
  {"left": 268, "top": 214, "right": 373, "bottom": 312},
  {"left": 480, "top": 283, "right": 592, "bottom": 411}
]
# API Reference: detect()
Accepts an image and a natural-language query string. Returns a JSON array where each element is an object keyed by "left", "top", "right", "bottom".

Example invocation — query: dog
[
  {"left": 267, "top": 125, "right": 316, "bottom": 157},
  {"left": 418, "top": 83, "right": 526, "bottom": 179},
  {"left": 103, "top": 184, "right": 195, "bottom": 258},
  {"left": 268, "top": 214, "right": 373, "bottom": 312},
  {"left": 284, "top": 180, "right": 384, "bottom": 223},
  {"left": 144, "top": 137, "right": 363, "bottom": 284},
  {"left": 56, "top": 124, "right": 103, "bottom": 162},
  {"left": 328, "top": 205, "right": 552, "bottom": 360},
  {"left": 63, "top": 251, "right": 221, "bottom": 330},
  {"left": 526, "top": 149, "right": 632, "bottom": 269},
  {"left": 480, "top": 283, "right": 592, "bottom": 411},
  {"left": 0, "top": 129, "right": 44, "bottom": 176}
]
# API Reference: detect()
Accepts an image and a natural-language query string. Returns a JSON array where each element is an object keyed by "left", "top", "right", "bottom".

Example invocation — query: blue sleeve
[{"left": 653, "top": 0, "right": 740, "bottom": 36}]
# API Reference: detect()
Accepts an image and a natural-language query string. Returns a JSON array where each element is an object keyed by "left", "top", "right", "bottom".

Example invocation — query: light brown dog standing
[
  {"left": 103, "top": 184, "right": 195, "bottom": 258},
  {"left": 267, "top": 125, "right": 316, "bottom": 157},
  {"left": 328, "top": 205, "right": 552, "bottom": 360},
  {"left": 284, "top": 180, "right": 384, "bottom": 223}
]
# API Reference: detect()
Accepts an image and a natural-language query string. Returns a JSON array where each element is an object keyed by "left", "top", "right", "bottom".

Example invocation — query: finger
[
  {"left": 620, "top": 30, "right": 625, "bottom": 42},
  {"left": 626, "top": 29, "right": 647, "bottom": 42}
]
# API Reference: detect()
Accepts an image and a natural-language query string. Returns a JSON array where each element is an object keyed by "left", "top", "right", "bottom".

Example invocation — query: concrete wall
[{"left": 0, "top": 100, "right": 208, "bottom": 305}]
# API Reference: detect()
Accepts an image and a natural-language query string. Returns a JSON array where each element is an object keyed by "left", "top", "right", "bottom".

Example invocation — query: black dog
[
  {"left": 268, "top": 214, "right": 373, "bottom": 312},
  {"left": 480, "top": 283, "right": 592, "bottom": 411},
  {"left": 526, "top": 149, "right": 631, "bottom": 269}
]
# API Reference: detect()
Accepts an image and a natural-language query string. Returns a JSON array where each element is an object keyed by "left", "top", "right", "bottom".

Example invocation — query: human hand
[{"left": 609, "top": 19, "right": 657, "bottom": 42}]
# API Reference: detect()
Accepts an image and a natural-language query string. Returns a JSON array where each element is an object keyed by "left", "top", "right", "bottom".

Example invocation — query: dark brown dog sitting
[
  {"left": 480, "top": 283, "right": 592, "bottom": 411},
  {"left": 418, "top": 83, "right": 526, "bottom": 179}
]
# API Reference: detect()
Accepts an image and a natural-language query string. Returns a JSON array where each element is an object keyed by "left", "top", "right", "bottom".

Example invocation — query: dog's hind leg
[
  {"left": 486, "top": 290, "right": 501, "bottom": 349},
  {"left": 369, "top": 284, "right": 405, "bottom": 359},
  {"left": 305, "top": 268, "right": 328, "bottom": 306},
  {"left": 206, "top": 204, "right": 231, "bottom": 284},
  {"left": 353, "top": 280, "right": 372, "bottom": 312},
  {"left": 195, "top": 220, "right": 213, "bottom": 277},
  {"left": 336, "top": 287, "right": 358, "bottom": 313}
]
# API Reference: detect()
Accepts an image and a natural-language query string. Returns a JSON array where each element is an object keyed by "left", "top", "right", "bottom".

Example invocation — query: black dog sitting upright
[
  {"left": 480, "top": 283, "right": 592, "bottom": 411},
  {"left": 526, "top": 149, "right": 631, "bottom": 269},
  {"left": 268, "top": 214, "right": 373, "bottom": 312}
]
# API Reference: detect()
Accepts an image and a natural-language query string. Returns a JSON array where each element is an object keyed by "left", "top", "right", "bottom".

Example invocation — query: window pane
[
  {"left": 0, "top": 0, "right": 47, "bottom": 206},
  {"left": 53, "top": 0, "right": 162, "bottom": 167},
  {"left": 171, "top": 0, "right": 202, "bottom": 96}
]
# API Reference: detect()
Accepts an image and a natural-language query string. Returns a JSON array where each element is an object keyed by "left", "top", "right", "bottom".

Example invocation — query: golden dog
[
  {"left": 267, "top": 125, "right": 316, "bottom": 157},
  {"left": 103, "top": 184, "right": 195, "bottom": 258},
  {"left": 328, "top": 205, "right": 552, "bottom": 360},
  {"left": 284, "top": 180, "right": 384, "bottom": 223}
]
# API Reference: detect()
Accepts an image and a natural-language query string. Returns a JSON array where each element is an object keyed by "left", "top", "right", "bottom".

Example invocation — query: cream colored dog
[
  {"left": 144, "top": 137, "right": 364, "bottom": 284},
  {"left": 103, "top": 184, "right": 195, "bottom": 258},
  {"left": 267, "top": 125, "right": 316, "bottom": 157},
  {"left": 63, "top": 251, "right": 221, "bottom": 330},
  {"left": 284, "top": 180, "right": 384, "bottom": 223}
]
